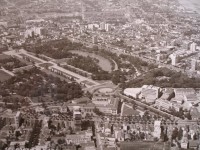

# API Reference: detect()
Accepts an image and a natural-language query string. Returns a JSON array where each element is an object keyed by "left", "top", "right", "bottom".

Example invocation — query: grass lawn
[{"left": 0, "top": 70, "right": 12, "bottom": 82}]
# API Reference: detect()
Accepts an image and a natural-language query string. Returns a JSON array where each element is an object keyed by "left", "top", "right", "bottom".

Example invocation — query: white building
[
  {"left": 92, "top": 36, "right": 98, "bottom": 44},
  {"left": 105, "top": 23, "right": 111, "bottom": 32},
  {"left": 184, "top": 94, "right": 199, "bottom": 105},
  {"left": 191, "top": 59, "right": 197, "bottom": 71},
  {"left": 141, "top": 85, "right": 161, "bottom": 103},
  {"left": 190, "top": 42, "right": 197, "bottom": 52},
  {"left": 100, "top": 22, "right": 106, "bottom": 30},
  {"left": 173, "top": 88, "right": 195, "bottom": 104},
  {"left": 155, "top": 99, "right": 181, "bottom": 111},
  {"left": 156, "top": 53, "right": 167, "bottom": 62},
  {"left": 153, "top": 121, "right": 161, "bottom": 138},
  {"left": 123, "top": 88, "right": 142, "bottom": 99},
  {"left": 1, "top": 110, "right": 21, "bottom": 128},
  {"left": 170, "top": 54, "right": 179, "bottom": 66},
  {"left": 65, "top": 130, "right": 93, "bottom": 144},
  {"left": 174, "top": 88, "right": 195, "bottom": 99},
  {"left": 155, "top": 99, "right": 173, "bottom": 110},
  {"left": 25, "top": 27, "right": 43, "bottom": 38},
  {"left": 92, "top": 95, "right": 119, "bottom": 115},
  {"left": 160, "top": 88, "right": 174, "bottom": 100},
  {"left": 142, "top": 85, "right": 160, "bottom": 97},
  {"left": 191, "top": 58, "right": 200, "bottom": 71},
  {"left": 88, "top": 23, "right": 99, "bottom": 30}
]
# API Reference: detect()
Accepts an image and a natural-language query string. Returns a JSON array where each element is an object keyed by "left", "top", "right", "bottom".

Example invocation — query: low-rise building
[
  {"left": 141, "top": 89, "right": 158, "bottom": 103},
  {"left": 170, "top": 53, "right": 180, "bottom": 66},
  {"left": 0, "top": 110, "right": 21, "bottom": 128},
  {"left": 123, "top": 88, "right": 142, "bottom": 99},
  {"left": 174, "top": 88, "right": 195, "bottom": 98},
  {"left": 65, "top": 130, "right": 93, "bottom": 145},
  {"left": 155, "top": 99, "right": 181, "bottom": 111},
  {"left": 67, "top": 103, "right": 95, "bottom": 117},
  {"left": 172, "top": 102, "right": 182, "bottom": 112},
  {"left": 160, "top": 88, "right": 174, "bottom": 100},
  {"left": 92, "top": 95, "right": 119, "bottom": 115},
  {"left": 141, "top": 85, "right": 161, "bottom": 103},
  {"left": 155, "top": 99, "right": 173, "bottom": 111},
  {"left": 120, "top": 141, "right": 170, "bottom": 150},
  {"left": 190, "top": 108, "right": 200, "bottom": 120},
  {"left": 184, "top": 94, "right": 199, "bottom": 105},
  {"left": 188, "top": 140, "right": 200, "bottom": 149},
  {"left": 80, "top": 142, "right": 96, "bottom": 150},
  {"left": 9, "top": 141, "right": 27, "bottom": 149},
  {"left": 174, "top": 88, "right": 195, "bottom": 104}
]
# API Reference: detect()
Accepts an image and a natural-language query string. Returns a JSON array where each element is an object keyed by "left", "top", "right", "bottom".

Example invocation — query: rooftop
[
  {"left": 184, "top": 94, "right": 199, "bottom": 102},
  {"left": 174, "top": 88, "right": 195, "bottom": 95},
  {"left": 120, "top": 141, "right": 170, "bottom": 150},
  {"left": 142, "top": 85, "right": 160, "bottom": 90},
  {"left": 124, "top": 88, "right": 142, "bottom": 95}
]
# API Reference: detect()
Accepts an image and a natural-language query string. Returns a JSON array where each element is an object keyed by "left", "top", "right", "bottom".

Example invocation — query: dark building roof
[{"left": 120, "top": 141, "right": 170, "bottom": 150}]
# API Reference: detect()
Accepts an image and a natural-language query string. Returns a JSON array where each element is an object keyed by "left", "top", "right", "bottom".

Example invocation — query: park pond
[{"left": 69, "top": 50, "right": 113, "bottom": 73}]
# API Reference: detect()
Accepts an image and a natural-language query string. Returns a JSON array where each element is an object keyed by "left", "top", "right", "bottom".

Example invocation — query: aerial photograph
[{"left": 0, "top": 0, "right": 200, "bottom": 149}]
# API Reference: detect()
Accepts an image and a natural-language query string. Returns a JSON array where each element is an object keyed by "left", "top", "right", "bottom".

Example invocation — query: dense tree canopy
[
  {"left": 68, "top": 56, "right": 102, "bottom": 74},
  {"left": 67, "top": 55, "right": 112, "bottom": 80},
  {"left": 24, "top": 38, "right": 83, "bottom": 59},
  {"left": 0, "top": 67, "right": 83, "bottom": 102},
  {"left": 122, "top": 67, "right": 200, "bottom": 88},
  {"left": 0, "top": 57, "right": 26, "bottom": 71}
]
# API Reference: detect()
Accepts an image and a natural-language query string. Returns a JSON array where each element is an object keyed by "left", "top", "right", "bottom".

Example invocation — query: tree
[
  {"left": 15, "top": 131, "right": 22, "bottom": 140},
  {"left": 85, "top": 91, "right": 92, "bottom": 99},
  {"left": 19, "top": 118, "right": 24, "bottom": 127},
  {"left": 0, "top": 141, "right": 7, "bottom": 150},
  {"left": 111, "top": 124, "right": 114, "bottom": 134},
  {"left": 185, "top": 112, "right": 192, "bottom": 120},
  {"left": 143, "top": 111, "right": 150, "bottom": 120},
  {"left": 111, "top": 71, "right": 124, "bottom": 85},
  {"left": 57, "top": 123, "right": 61, "bottom": 131},
  {"left": 14, "top": 143, "right": 20, "bottom": 149},
  {"left": 178, "top": 127, "right": 183, "bottom": 140},
  {"left": 48, "top": 120, "right": 52, "bottom": 129},
  {"left": 57, "top": 139, "right": 65, "bottom": 145},
  {"left": 81, "top": 120, "right": 91, "bottom": 130},
  {"left": 25, "top": 142, "right": 29, "bottom": 148},
  {"left": 93, "top": 107, "right": 104, "bottom": 116},
  {"left": 171, "top": 127, "right": 178, "bottom": 140},
  {"left": 160, "top": 126, "right": 165, "bottom": 141}
]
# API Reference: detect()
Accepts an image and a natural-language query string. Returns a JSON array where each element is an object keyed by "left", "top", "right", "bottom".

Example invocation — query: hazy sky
[{"left": 179, "top": 0, "right": 200, "bottom": 13}]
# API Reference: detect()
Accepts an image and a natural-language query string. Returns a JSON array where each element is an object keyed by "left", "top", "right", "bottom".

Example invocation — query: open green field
[{"left": 0, "top": 70, "right": 12, "bottom": 82}]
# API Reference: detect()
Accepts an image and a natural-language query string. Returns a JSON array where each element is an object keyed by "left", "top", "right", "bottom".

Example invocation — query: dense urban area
[{"left": 0, "top": 0, "right": 200, "bottom": 150}]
